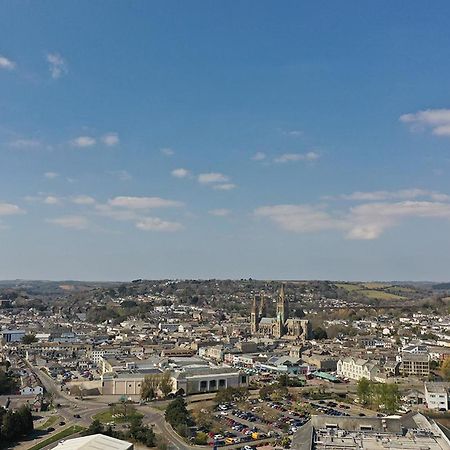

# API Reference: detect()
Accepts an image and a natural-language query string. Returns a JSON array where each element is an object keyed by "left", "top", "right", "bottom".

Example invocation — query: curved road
[{"left": 25, "top": 363, "right": 274, "bottom": 450}]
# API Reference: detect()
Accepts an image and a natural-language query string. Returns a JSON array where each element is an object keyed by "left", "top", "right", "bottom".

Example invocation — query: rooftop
[{"left": 55, "top": 433, "right": 133, "bottom": 450}]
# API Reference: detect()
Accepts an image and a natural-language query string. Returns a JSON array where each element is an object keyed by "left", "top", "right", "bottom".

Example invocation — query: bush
[{"left": 194, "top": 432, "right": 208, "bottom": 445}]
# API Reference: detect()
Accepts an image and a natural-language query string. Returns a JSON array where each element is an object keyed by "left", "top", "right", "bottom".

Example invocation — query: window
[
  {"left": 200, "top": 380, "right": 207, "bottom": 388},
  {"left": 219, "top": 379, "right": 226, "bottom": 387}
]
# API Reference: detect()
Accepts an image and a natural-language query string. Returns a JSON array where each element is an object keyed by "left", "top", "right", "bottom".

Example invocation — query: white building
[
  {"left": 55, "top": 433, "right": 133, "bottom": 450},
  {"left": 424, "top": 382, "right": 449, "bottom": 411},
  {"left": 337, "top": 357, "right": 381, "bottom": 381},
  {"left": 20, "top": 385, "right": 44, "bottom": 396},
  {"left": 1, "top": 329, "right": 25, "bottom": 343}
]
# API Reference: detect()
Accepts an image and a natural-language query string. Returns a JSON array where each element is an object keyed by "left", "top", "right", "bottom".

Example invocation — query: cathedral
[{"left": 250, "top": 284, "right": 311, "bottom": 340}]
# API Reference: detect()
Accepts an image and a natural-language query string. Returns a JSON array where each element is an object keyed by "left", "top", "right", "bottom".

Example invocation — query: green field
[
  {"left": 361, "top": 282, "right": 390, "bottom": 289},
  {"left": 335, "top": 282, "right": 407, "bottom": 300},
  {"left": 28, "top": 425, "right": 84, "bottom": 450},
  {"left": 359, "top": 289, "right": 405, "bottom": 300},
  {"left": 335, "top": 283, "right": 361, "bottom": 291}
]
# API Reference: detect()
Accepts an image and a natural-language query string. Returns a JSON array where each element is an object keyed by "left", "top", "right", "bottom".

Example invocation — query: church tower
[
  {"left": 251, "top": 295, "right": 258, "bottom": 334},
  {"left": 275, "top": 284, "right": 288, "bottom": 338},
  {"left": 258, "top": 292, "right": 267, "bottom": 317}
]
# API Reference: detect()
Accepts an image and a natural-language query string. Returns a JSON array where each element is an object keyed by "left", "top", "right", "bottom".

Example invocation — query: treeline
[
  {"left": 86, "top": 417, "right": 156, "bottom": 448},
  {"left": 0, "top": 406, "right": 34, "bottom": 448},
  {"left": 0, "top": 370, "right": 18, "bottom": 395},
  {"left": 164, "top": 397, "right": 193, "bottom": 438},
  {"left": 357, "top": 378, "right": 401, "bottom": 413}
]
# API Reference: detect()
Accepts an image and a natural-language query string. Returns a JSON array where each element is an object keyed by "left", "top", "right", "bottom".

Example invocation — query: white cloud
[
  {"left": 209, "top": 208, "right": 231, "bottom": 216},
  {"left": 339, "top": 188, "right": 450, "bottom": 202},
  {"left": 0, "top": 55, "right": 16, "bottom": 70},
  {"left": 255, "top": 204, "right": 344, "bottom": 233},
  {"left": 255, "top": 198, "right": 450, "bottom": 240},
  {"left": 95, "top": 204, "right": 139, "bottom": 221},
  {"left": 346, "top": 201, "right": 450, "bottom": 239},
  {"left": 108, "top": 170, "right": 132, "bottom": 181},
  {"left": 171, "top": 168, "right": 190, "bottom": 178},
  {"left": 251, "top": 152, "right": 266, "bottom": 161},
  {"left": 136, "top": 217, "right": 183, "bottom": 232},
  {"left": 44, "top": 196, "right": 62, "bottom": 205},
  {"left": 46, "top": 53, "right": 68, "bottom": 79},
  {"left": 212, "top": 183, "right": 237, "bottom": 191},
  {"left": 44, "top": 172, "right": 59, "bottom": 179},
  {"left": 47, "top": 215, "right": 88, "bottom": 230},
  {"left": 161, "top": 147, "right": 174, "bottom": 156},
  {"left": 72, "top": 195, "right": 96, "bottom": 205},
  {"left": 274, "top": 151, "right": 320, "bottom": 163},
  {"left": 0, "top": 203, "right": 23, "bottom": 216},
  {"left": 432, "top": 124, "right": 450, "bottom": 136},
  {"left": 9, "top": 139, "right": 41, "bottom": 149},
  {"left": 101, "top": 132, "right": 119, "bottom": 146},
  {"left": 71, "top": 136, "right": 96, "bottom": 148},
  {"left": 108, "top": 196, "right": 182, "bottom": 209},
  {"left": 282, "top": 129, "right": 303, "bottom": 137},
  {"left": 198, "top": 172, "right": 229, "bottom": 184},
  {"left": 400, "top": 108, "right": 450, "bottom": 136}
]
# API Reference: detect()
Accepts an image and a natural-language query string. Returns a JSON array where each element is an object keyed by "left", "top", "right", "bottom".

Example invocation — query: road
[
  {"left": 13, "top": 363, "right": 109, "bottom": 450},
  {"left": 22, "top": 362, "right": 213, "bottom": 450}
]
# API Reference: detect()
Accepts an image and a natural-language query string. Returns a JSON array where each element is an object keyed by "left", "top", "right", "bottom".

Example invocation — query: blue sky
[{"left": 1, "top": 1, "right": 450, "bottom": 281}]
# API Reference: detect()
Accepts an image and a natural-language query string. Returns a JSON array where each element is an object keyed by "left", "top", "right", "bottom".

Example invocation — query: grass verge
[
  {"left": 93, "top": 409, "right": 143, "bottom": 424},
  {"left": 28, "top": 425, "right": 85, "bottom": 450},
  {"left": 36, "top": 415, "right": 59, "bottom": 430}
]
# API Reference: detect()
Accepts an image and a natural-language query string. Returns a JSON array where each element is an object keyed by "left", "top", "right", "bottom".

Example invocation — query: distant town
[{"left": 0, "top": 279, "right": 449, "bottom": 450}]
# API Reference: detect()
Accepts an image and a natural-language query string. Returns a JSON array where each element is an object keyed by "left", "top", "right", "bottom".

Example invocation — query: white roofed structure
[{"left": 55, "top": 434, "right": 133, "bottom": 450}]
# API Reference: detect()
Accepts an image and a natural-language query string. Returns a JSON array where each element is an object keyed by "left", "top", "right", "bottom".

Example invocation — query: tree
[
  {"left": 357, "top": 377, "right": 371, "bottom": 405},
  {"left": 17, "top": 405, "right": 33, "bottom": 435},
  {"left": 215, "top": 386, "right": 249, "bottom": 404},
  {"left": 2, "top": 410, "right": 19, "bottom": 442},
  {"left": 312, "top": 327, "right": 328, "bottom": 340},
  {"left": 0, "top": 370, "right": 18, "bottom": 395},
  {"left": 278, "top": 374, "right": 289, "bottom": 387},
  {"left": 194, "top": 432, "right": 208, "bottom": 445},
  {"left": 270, "top": 386, "right": 288, "bottom": 402},
  {"left": 22, "top": 334, "right": 38, "bottom": 345},
  {"left": 381, "top": 383, "right": 400, "bottom": 413},
  {"left": 357, "top": 379, "right": 400, "bottom": 413},
  {"left": 441, "top": 357, "right": 450, "bottom": 381},
  {"left": 159, "top": 371, "right": 173, "bottom": 398},
  {"left": 165, "top": 397, "right": 192, "bottom": 429},
  {"left": 86, "top": 419, "right": 104, "bottom": 435},
  {"left": 140, "top": 374, "right": 160, "bottom": 400},
  {"left": 192, "top": 409, "right": 213, "bottom": 429},
  {"left": 259, "top": 385, "right": 275, "bottom": 400}
]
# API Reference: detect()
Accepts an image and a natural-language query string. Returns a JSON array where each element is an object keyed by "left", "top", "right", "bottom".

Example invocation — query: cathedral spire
[{"left": 250, "top": 295, "right": 258, "bottom": 334}]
